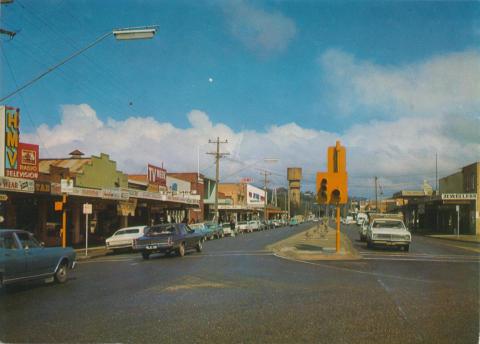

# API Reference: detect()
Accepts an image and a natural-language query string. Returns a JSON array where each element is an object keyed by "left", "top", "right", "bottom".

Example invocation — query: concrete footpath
[
  {"left": 426, "top": 234, "right": 480, "bottom": 244},
  {"left": 266, "top": 223, "right": 361, "bottom": 261},
  {"left": 74, "top": 246, "right": 112, "bottom": 261}
]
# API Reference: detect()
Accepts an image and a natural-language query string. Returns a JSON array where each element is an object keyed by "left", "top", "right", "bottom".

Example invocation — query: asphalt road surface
[{"left": 1, "top": 223, "right": 479, "bottom": 343}]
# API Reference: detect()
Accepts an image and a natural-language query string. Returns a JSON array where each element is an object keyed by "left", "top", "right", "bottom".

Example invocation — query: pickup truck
[
  {"left": 366, "top": 215, "right": 411, "bottom": 251},
  {"left": 133, "top": 223, "right": 203, "bottom": 259}
]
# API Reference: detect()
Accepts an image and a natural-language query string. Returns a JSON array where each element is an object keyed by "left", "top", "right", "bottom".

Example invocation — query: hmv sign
[{"left": 148, "top": 164, "right": 167, "bottom": 187}]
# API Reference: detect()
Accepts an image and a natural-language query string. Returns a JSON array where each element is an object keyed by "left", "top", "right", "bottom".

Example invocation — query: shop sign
[
  {"left": 71, "top": 187, "right": 102, "bottom": 198},
  {"left": 102, "top": 188, "right": 130, "bottom": 200},
  {"left": 34, "top": 181, "right": 51, "bottom": 194},
  {"left": 148, "top": 164, "right": 167, "bottom": 187},
  {"left": 441, "top": 193, "right": 477, "bottom": 201},
  {"left": 0, "top": 194, "right": 7, "bottom": 201},
  {"left": 5, "top": 142, "right": 39, "bottom": 179},
  {"left": 246, "top": 184, "right": 265, "bottom": 206},
  {"left": 4, "top": 107, "right": 19, "bottom": 176},
  {"left": 418, "top": 203, "right": 425, "bottom": 215},
  {"left": 117, "top": 199, "right": 137, "bottom": 216},
  {"left": 60, "top": 179, "right": 74, "bottom": 193},
  {"left": 240, "top": 177, "right": 254, "bottom": 184},
  {"left": 0, "top": 176, "right": 34, "bottom": 193}
]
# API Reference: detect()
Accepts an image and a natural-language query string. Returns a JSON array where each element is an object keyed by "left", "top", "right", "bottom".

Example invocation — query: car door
[
  {"left": 0, "top": 231, "right": 27, "bottom": 281},
  {"left": 15, "top": 232, "right": 51, "bottom": 276}
]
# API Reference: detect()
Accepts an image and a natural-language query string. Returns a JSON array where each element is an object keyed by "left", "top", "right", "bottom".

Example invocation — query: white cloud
[
  {"left": 23, "top": 104, "right": 479, "bottom": 198},
  {"left": 320, "top": 49, "right": 480, "bottom": 119},
  {"left": 222, "top": 0, "right": 297, "bottom": 55}
]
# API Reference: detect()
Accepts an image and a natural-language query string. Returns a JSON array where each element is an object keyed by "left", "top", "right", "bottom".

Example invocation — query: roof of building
[
  {"left": 128, "top": 174, "right": 148, "bottom": 186},
  {"left": 39, "top": 158, "right": 92, "bottom": 174}
]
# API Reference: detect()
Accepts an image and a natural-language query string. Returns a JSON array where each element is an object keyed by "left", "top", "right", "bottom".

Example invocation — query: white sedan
[{"left": 105, "top": 226, "right": 149, "bottom": 252}]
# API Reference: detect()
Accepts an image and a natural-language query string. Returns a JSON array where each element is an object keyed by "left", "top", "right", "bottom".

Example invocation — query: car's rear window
[{"left": 148, "top": 225, "right": 176, "bottom": 234}]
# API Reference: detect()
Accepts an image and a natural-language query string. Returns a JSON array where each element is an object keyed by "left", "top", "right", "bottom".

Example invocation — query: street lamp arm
[
  {"left": 0, "top": 31, "right": 112, "bottom": 103},
  {"left": 0, "top": 25, "right": 159, "bottom": 103}
]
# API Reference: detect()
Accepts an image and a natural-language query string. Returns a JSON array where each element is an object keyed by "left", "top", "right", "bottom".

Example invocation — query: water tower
[{"left": 287, "top": 168, "right": 302, "bottom": 212}]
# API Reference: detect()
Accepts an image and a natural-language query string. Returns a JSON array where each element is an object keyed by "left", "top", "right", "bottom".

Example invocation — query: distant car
[
  {"left": 133, "top": 223, "right": 203, "bottom": 259},
  {"left": 289, "top": 218, "right": 298, "bottom": 226},
  {"left": 221, "top": 223, "right": 235, "bottom": 237},
  {"left": 248, "top": 220, "right": 261, "bottom": 231},
  {"left": 366, "top": 216, "right": 411, "bottom": 251},
  {"left": 105, "top": 226, "right": 149, "bottom": 252},
  {"left": 205, "top": 222, "right": 223, "bottom": 238},
  {"left": 237, "top": 221, "right": 251, "bottom": 233},
  {"left": 0, "top": 229, "right": 76, "bottom": 289},
  {"left": 356, "top": 213, "right": 368, "bottom": 226},
  {"left": 358, "top": 219, "right": 368, "bottom": 241}
]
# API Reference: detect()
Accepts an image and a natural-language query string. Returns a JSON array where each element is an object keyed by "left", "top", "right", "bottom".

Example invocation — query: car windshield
[{"left": 373, "top": 221, "right": 405, "bottom": 229}]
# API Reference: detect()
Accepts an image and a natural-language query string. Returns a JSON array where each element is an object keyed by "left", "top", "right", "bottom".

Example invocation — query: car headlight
[{"left": 404, "top": 235, "right": 411, "bottom": 240}]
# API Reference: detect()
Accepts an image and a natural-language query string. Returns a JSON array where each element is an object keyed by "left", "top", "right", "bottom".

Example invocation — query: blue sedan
[{"left": 0, "top": 229, "right": 76, "bottom": 289}]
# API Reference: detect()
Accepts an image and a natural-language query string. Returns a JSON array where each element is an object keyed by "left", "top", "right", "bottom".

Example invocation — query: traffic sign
[{"left": 83, "top": 203, "right": 93, "bottom": 214}]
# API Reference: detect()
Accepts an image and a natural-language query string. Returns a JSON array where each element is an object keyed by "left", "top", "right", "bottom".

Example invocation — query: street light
[{"left": 0, "top": 25, "right": 159, "bottom": 103}]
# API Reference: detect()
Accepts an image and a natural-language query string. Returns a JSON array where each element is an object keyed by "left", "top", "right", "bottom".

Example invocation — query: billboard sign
[
  {"left": 246, "top": 184, "right": 265, "bottom": 206},
  {"left": 148, "top": 164, "right": 167, "bottom": 186},
  {"left": 5, "top": 142, "right": 39, "bottom": 179}
]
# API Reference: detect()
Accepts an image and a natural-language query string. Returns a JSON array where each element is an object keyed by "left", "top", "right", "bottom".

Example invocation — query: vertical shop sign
[{"left": 4, "top": 107, "right": 19, "bottom": 175}]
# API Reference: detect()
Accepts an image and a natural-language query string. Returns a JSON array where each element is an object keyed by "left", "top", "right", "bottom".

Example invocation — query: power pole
[
  {"left": 207, "top": 137, "right": 229, "bottom": 223},
  {"left": 287, "top": 187, "right": 291, "bottom": 219},
  {"left": 435, "top": 152, "right": 438, "bottom": 194},
  {"left": 260, "top": 170, "right": 271, "bottom": 221},
  {"left": 374, "top": 176, "right": 378, "bottom": 213}
]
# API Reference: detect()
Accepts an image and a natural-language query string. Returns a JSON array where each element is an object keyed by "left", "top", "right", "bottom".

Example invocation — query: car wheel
[
  {"left": 367, "top": 241, "right": 373, "bottom": 249},
  {"left": 54, "top": 261, "right": 68, "bottom": 284},
  {"left": 403, "top": 245, "right": 409, "bottom": 252},
  {"left": 177, "top": 243, "right": 185, "bottom": 257},
  {"left": 196, "top": 241, "right": 203, "bottom": 252},
  {"left": 142, "top": 252, "right": 150, "bottom": 260}
]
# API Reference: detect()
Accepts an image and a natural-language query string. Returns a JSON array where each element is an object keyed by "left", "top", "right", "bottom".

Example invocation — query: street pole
[
  {"left": 456, "top": 205, "right": 460, "bottom": 237},
  {"left": 287, "top": 186, "right": 291, "bottom": 219},
  {"left": 260, "top": 170, "right": 271, "bottom": 222},
  {"left": 207, "top": 137, "right": 229, "bottom": 223},
  {"left": 85, "top": 212, "right": 89, "bottom": 256},
  {"left": 375, "top": 176, "right": 378, "bottom": 213},
  {"left": 336, "top": 205, "right": 340, "bottom": 252},
  {"left": 61, "top": 193, "right": 67, "bottom": 248}
]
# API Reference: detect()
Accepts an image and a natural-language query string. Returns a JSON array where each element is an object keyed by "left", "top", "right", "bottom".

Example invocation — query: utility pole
[
  {"left": 435, "top": 152, "right": 438, "bottom": 194},
  {"left": 260, "top": 170, "right": 271, "bottom": 221},
  {"left": 207, "top": 137, "right": 229, "bottom": 223},
  {"left": 374, "top": 176, "right": 378, "bottom": 213}
]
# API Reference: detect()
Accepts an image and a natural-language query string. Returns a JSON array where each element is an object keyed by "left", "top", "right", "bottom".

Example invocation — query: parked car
[
  {"left": 133, "top": 223, "right": 203, "bottom": 259},
  {"left": 237, "top": 221, "right": 251, "bottom": 233},
  {"left": 366, "top": 215, "right": 411, "bottom": 251},
  {"left": 205, "top": 222, "right": 223, "bottom": 238},
  {"left": 289, "top": 218, "right": 299, "bottom": 226},
  {"left": 0, "top": 229, "right": 76, "bottom": 289},
  {"left": 189, "top": 223, "right": 210, "bottom": 241},
  {"left": 221, "top": 223, "right": 235, "bottom": 237},
  {"left": 105, "top": 226, "right": 149, "bottom": 252},
  {"left": 248, "top": 220, "right": 261, "bottom": 232}
]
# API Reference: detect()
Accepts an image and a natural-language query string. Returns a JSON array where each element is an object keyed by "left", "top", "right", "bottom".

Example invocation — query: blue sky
[{"left": 1, "top": 0, "right": 479, "bottom": 196}]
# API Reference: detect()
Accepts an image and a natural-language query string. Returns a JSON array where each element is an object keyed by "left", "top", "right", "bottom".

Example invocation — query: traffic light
[
  {"left": 315, "top": 141, "right": 348, "bottom": 205},
  {"left": 316, "top": 173, "right": 329, "bottom": 204}
]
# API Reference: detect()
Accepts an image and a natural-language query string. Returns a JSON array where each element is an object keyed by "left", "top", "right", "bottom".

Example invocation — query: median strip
[{"left": 266, "top": 223, "right": 361, "bottom": 261}]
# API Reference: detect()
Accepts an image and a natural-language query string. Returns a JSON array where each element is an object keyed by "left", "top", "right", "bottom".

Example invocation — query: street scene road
[{"left": 1, "top": 223, "right": 478, "bottom": 344}]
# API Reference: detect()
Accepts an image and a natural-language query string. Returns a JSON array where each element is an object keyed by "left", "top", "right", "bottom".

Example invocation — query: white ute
[{"left": 366, "top": 215, "right": 411, "bottom": 251}]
